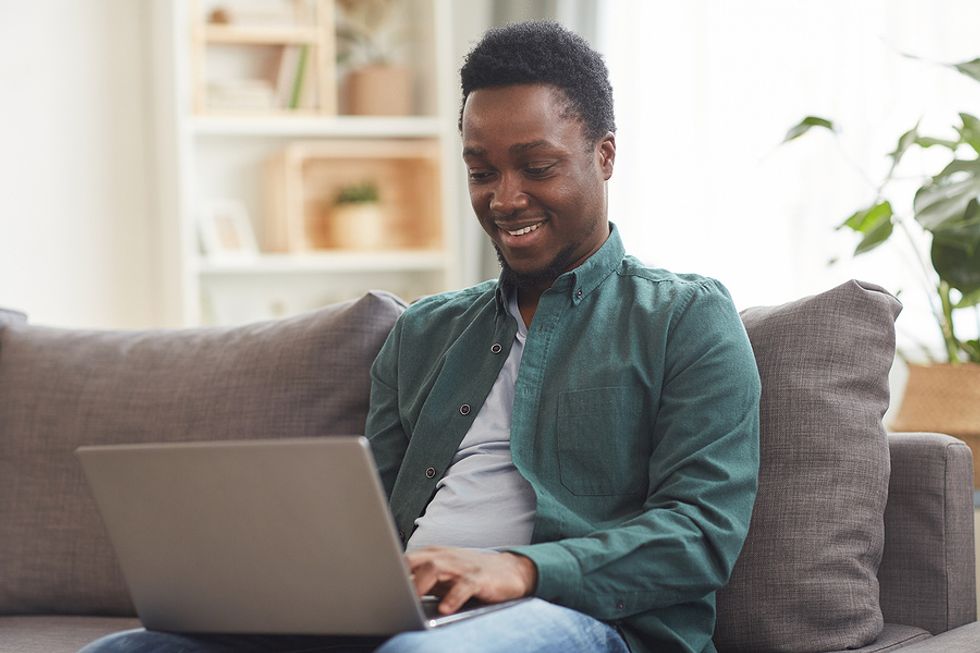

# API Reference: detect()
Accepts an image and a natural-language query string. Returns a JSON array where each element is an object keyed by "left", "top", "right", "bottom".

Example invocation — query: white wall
[
  {"left": 0, "top": 1, "right": 156, "bottom": 329},
  {"left": 600, "top": 0, "right": 980, "bottom": 359}
]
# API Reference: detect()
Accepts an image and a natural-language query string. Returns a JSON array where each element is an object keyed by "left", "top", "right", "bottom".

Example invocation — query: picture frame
[{"left": 197, "top": 200, "right": 259, "bottom": 261}]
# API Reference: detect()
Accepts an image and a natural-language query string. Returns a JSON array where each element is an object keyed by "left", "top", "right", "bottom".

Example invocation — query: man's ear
[{"left": 597, "top": 132, "right": 616, "bottom": 180}]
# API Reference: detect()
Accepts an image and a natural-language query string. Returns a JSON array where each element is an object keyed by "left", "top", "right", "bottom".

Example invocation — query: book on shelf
[
  {"left": 290, "top": 44, "right": 310, "bottom": 109},
  {"left": 275, "top": 44, "right": 312, "bottom": 110},
  {"left": 207, "top": 78, "right": 275, "bottom": 111},
  {"left": 275, "top": 45, "right": 300, "bottom": 107}
]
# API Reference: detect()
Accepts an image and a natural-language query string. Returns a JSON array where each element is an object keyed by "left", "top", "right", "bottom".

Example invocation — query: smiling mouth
[{"left": 499, "top": 220, "right": 545, "bottom": 237}]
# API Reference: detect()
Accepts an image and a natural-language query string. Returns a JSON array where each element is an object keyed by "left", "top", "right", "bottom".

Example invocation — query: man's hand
[{"left": 405, "top": 547, "right": 538, "bottom": 615}]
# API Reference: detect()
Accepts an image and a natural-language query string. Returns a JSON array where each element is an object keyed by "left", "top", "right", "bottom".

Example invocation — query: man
[{"left": 81, "top": 21, "right": 759, "bottom": 653}]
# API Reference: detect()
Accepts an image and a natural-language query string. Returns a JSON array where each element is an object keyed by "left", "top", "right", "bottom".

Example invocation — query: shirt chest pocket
[{"left": 557, "top": 386, "right": 648, "bottom": 496}]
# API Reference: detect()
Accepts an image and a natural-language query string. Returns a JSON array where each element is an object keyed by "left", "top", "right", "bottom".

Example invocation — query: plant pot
[
  {"left": 343, "top": 64, "right": 413, "bottom": 116},
  {"left": 891, "top": 362, "right": 980, "bottom": 485},
  {"left": 327, "top": 203, "right": 387, "bottom": 250}
]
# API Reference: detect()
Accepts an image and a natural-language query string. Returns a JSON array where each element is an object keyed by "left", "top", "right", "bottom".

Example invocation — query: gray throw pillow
[
  {"left": 0, "top": 292, "right": 404, "bottom": 616},
  {"left": 714, "top": 280, "right": 902, "bottom": 653}
]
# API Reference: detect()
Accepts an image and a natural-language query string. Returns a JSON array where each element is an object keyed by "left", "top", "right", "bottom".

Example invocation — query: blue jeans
[{"left": 77, "top": 599, "right": 630, "bottom": 653}]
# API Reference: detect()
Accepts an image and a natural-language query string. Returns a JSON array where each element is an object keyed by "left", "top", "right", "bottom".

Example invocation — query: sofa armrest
[
  {"left": 874, "top": 621, "right": 980, "bottom": 652},
  {"left": 0, "top": 308, "right": 27, "bottom": 327},
  {"left": 879, "top": 432, "right": 976, "bottom": 634}
]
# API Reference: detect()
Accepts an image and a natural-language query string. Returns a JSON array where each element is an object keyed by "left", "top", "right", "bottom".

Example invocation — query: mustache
[{"left": 489, "top": 211, "right": 548, "bottom": 222}]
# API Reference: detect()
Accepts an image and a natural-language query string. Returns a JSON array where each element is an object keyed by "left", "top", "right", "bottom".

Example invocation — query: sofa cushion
[
  {"left": 816, "top": 623, "right": 932, "bottom": 653},
  {"left": 820, "top": 623, "right": 931, "bottom": 653},
  {"left": 714, "top": 280, "right": 902, "bottom": 652},
  {"left": 0, "top": 292, "right": 405, "bottom": 616},
  {"left": 0, "top": 616, "right": 141, "bottom": 653}
]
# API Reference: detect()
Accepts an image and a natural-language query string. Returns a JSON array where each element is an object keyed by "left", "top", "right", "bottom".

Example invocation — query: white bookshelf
[{"left": 148, "top": 0, "right": 460, "bottom": 326}]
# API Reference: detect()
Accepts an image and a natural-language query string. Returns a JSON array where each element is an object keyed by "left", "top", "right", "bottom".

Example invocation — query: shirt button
[
  {"left": 490, "top": 343, "right": 502, "bottom": 354},
  {"left": 424, "top": 467, "right": 437, "bottom": 479},
  {"left": 616, "top": 600, "right": 625, "bottom": 611},
  {"left": 576, "top": 288, "right": 584, "bottom": 299},
  {"left": 459, "top": 403, "right": 471, "bottom": 416}
]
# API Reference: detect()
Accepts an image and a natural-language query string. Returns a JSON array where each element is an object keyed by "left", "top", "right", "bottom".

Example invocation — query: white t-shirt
[{"left": 406, "top": 291, "right": 537, "bottom": 550}]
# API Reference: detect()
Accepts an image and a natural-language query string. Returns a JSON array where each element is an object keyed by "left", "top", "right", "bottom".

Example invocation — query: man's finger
[
  {"left": 409, "top": 560, "right": 446, "bottom": 596},
  {"left": 438, "top": 577, "right": 477, "bottom": 615},
  {"left": 405, "top": 546, "right": 447, "bottom": 568}
]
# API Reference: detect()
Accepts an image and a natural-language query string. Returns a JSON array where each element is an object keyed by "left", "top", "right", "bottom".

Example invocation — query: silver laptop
[{"left": 76, "top": 437, "right": 524, "bottom": 635}]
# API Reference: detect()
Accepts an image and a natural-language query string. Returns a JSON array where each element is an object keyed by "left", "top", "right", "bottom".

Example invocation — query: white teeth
[{"left": 506, "top": 223, "right": 542, "bottom": 236}]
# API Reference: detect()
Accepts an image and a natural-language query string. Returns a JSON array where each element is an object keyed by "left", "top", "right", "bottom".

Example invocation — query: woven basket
[{"left": 891, "top": 363, "right": 980, "bottom": 486}]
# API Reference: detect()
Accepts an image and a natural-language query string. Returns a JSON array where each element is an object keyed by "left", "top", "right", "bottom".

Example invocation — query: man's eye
[
  {"left": 525, "top": 164, "right": 553, "bottom": 177},
  {"left": 468, "top": 170, "right": 494, "bottom": 182}
]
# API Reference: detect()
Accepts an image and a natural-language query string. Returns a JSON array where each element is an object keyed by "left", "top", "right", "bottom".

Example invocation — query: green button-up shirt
[{"left": 366, "top": 225, "right": 760, "bottom": 653}]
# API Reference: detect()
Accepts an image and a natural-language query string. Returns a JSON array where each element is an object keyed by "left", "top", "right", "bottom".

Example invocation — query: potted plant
[
  {"left": 335, "top": 0, "right": 413, "bottom": 116},
  {"left": 327, "top": 181, "right": 387, "bottom": 250},
  {"left": 785, "top": 56, "right": 980, "bottom": 447}
]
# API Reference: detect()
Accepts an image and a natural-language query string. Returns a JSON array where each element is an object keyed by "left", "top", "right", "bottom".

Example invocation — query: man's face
[{"left": 461, "top": 84, "right": 615, "bottom": 289}]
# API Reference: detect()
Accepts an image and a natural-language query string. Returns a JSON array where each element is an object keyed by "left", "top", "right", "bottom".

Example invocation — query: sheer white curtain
[{"left": 598, "top": 0, "right": 980, "bottom": 355}]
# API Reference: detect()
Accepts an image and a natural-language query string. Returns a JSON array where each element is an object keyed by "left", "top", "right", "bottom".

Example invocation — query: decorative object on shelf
[
  {"left": 206, "top": 7, "right": 230, "bottom": 25},
  {"left": 344, "top": 63, "right": 412, "bottom": 116},
  {"left": 336, "top": 0, "right": 413, "bottom": 115},
  {"left": 206, "top": 4, "right": 301, "bottom": 27},
  {"left": 784, "top": 54, "right": 980, "bottom": 461},
  {"left": 326, "top": 181, "right": 386, "bottom": 250},
  {"left": 197, "top": 199, "right": 259, "bottom": 261}
]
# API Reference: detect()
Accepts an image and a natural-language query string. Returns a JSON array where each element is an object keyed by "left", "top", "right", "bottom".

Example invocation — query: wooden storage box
[{"left": 265, "top": 139, "right": 443, "bottom": 252}]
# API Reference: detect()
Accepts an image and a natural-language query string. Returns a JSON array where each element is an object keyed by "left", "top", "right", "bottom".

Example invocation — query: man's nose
[{"left": 489, "top": 173, "right": 529, "bottom": 215}]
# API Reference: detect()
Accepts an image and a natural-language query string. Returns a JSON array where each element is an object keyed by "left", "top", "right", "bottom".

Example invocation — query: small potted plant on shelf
[
  {"left": 785, "top": 55, "right": 980, "bottom": 448},
  {"left": 327, "top": 181, "right": 387, "bottom": 250},
  {"left": 335, "top": 0, "right": 412, "bottom": 116}
]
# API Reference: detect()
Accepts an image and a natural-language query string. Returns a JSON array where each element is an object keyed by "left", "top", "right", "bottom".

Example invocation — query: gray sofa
[{"left": 0, "top": 282, "right": 976, "bottom": 653}]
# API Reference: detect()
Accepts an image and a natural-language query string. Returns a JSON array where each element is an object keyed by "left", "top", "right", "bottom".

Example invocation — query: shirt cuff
[{"left": 505, "top": 542, "right": 583, "bottom": 602}]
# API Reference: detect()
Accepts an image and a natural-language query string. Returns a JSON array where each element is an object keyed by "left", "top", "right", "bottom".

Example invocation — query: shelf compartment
[
  {"left": 190, "top": 0, "right": 337, "bottom": 115},
  {"left": 265, "top": 138, "right": 443, "bottom": 253}
]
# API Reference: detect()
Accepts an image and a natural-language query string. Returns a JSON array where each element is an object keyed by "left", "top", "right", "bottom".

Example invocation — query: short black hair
[{"left": 459, "top": 21, "right": 615, "bottom": 143}]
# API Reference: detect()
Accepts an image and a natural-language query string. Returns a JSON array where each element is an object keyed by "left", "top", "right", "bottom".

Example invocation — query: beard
[
  {"left": 492, "top": 214, "right": 604, "bottom": 290},
  {"left": 495, "top": 242, "right": 580, "bottom": 290}
]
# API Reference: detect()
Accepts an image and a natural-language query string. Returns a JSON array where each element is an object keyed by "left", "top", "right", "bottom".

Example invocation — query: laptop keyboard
[{"left": 420, "top": 596, "right": 442, "bottom": 619}]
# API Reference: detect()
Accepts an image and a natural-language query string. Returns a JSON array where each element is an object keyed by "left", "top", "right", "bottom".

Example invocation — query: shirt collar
[{"left": 494, "top": 222, "right": 625, "bottom": 315}]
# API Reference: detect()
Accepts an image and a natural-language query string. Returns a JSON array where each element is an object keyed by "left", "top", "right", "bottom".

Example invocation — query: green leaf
[
  {"left": 916, "top": 136, "right": 959, "bottom": 150},
  {"left": 783, "top": 116, "right": 836, "bottom": 143},
  {"left": 931, "top": 199, "right": 980, "bottom": 254},
  {"left": 957, "top": 113, "right": 980, "bottom": 155},
  {"left": 932, "top": 239, "right": 980, "bottom": 294},
  {"left": 954, "top": 287, "right": 980, "bottom": 309},
  {"left": 961, "top": 339, "right": 980, "bottom": 363},
  {"left": 953, "top": 58, "right": 980, "bottom": 83},
  {"left": 914, "top": 159, "right": 980, "bottom": 231},
  {"left": 961, "top": 339, "right": 980, "bottom": 364},
  {"left": 888, "top": 122, "right": 920, "bottom": 166},
  {"left": 838, "top": 201, "right": 894, "bottom": 254}
]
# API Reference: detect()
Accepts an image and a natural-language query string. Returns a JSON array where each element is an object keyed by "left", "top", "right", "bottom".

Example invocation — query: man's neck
[{"left": 516, "top": 284, "right": 548, "bottom": 327}]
